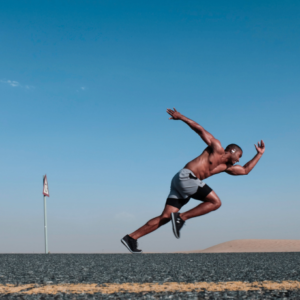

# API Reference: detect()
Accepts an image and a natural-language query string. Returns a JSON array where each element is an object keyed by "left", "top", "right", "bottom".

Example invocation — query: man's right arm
[
  {"left": 166, "top": 108, "right": 221, "bottom": 149},
  {"left": 225, "top": 141, "right": 265, "bottom": 175},
  {"left": 225, "top": 153, "right": 263, "bottom": 175}
]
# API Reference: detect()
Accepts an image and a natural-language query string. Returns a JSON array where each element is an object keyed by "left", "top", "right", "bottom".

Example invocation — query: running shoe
[
  {"left": 121, "top": 235, "right": 142, "bottom": 253},
  {"left": 171, "top": 212, "right": 185, "bottom": 239}
]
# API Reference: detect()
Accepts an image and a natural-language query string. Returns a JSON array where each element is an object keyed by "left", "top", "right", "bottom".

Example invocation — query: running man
[{"left": 121, "top": 108, "right": 265, "bottom": 253}]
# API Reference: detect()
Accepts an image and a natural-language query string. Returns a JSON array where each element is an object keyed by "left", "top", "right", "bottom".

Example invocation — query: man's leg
[
  {"left": 179, "top": 191, "right": 221, "bottom": 221},
  {"left": 129, "top": 204, "right": 179, "bottom": 240}
]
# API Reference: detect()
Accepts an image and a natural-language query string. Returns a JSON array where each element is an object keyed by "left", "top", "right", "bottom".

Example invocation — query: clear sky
[{"left": 1, "top": 0, "right": 299, "bottom": 253}]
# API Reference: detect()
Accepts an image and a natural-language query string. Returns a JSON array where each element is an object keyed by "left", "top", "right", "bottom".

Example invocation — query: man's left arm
[{"left": 226, "top": 140, "right": 265, "bottom": 175}]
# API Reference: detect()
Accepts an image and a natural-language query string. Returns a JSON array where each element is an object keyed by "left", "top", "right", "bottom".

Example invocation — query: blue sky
[{"left": 1, "top": 0, "right": 299, "bottom": 253}]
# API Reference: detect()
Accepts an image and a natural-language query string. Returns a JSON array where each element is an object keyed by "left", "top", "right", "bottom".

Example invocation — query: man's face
[{"left": 230, "top": 150, "right": 243, "bottom": 165}]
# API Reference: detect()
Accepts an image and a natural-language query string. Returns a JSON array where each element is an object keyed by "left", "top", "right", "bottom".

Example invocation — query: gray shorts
[{"left": 166, "top": 168, "right": 213, "bottom": 209}]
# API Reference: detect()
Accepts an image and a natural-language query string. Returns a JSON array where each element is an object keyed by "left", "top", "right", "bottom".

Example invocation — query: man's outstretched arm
[
  {"left": 226, "top": 140, "right": 265, "bottom": 175},
  {"left": 166, "top": 108, "right": 221, "bottom": 149}
]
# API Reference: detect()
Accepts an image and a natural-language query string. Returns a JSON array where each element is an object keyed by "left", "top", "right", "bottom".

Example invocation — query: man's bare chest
[{"left": 208, "top": 154, "right": 227, "bottom": 174}]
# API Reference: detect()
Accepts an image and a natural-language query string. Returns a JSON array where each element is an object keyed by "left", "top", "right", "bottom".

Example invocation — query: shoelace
[{"left": 177, "top": 217, "right": 185, "bottom": 225}]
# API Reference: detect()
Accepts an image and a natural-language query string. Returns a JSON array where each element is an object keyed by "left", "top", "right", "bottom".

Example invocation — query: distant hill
[{"left": 177, "top": 239, "right": 300, "bottom": 253}]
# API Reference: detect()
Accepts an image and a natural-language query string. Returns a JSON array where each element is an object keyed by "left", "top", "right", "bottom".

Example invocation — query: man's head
[{"left": 225, "top": 144, "right": 243, "bottom": 164}]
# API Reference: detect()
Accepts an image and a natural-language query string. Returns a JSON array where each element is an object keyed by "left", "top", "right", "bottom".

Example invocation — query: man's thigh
[
  {"left": 202, "top": 190, "right": 221, "bottom": 206},
  {"left": 190, "top": 183, "right": 213, "bottom": 201},
  {"left": 165, "top": 197, "right": 190, "bottom": 211}
]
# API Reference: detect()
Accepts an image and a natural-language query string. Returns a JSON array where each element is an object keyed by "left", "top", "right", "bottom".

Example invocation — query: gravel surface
[{"left": 1, "top": 253, "right": 300, "bottom": 299}]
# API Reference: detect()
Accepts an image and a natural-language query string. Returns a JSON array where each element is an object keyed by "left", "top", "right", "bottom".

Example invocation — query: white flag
[{"left": 43, "top": 175, "right": 50, "bottom": 197}]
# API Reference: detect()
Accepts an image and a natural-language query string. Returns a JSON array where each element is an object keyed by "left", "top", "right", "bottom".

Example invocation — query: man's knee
[
  {"left": 145, "top": 214, "right": 170, "bottom": 227},
  {"left": 160, "top": 204, "right": 179, "bottom": 220},
  {"left": 159, "top": 212, "right": 173, "bottom": 226},
  {"left": 205, "top": 192, "right": 222, "bottom": 210},
  {"left": 146, "top": 214, "right": 170, "bottom": 227},
  {"left": 212, "top": 197, "right": 222, "bottom": 210},
  {"left": 213, "top": 200, "right": 222, "bottom": 210},
  {"left": 160, "top": 213, "right": 172, "bottom": 221}
]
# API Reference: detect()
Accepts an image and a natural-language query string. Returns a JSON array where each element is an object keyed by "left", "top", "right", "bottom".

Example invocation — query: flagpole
[
  {"left": 44, "top": 193, "right": 48, "bottom": 254},
  {"left": 43, "top": 175, "right": 49, "bottom": 254}
]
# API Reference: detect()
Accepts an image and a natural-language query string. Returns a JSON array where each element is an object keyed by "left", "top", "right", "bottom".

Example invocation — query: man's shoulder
[{"left": 211, "top": 138, "right": 224, "bottom": 154}]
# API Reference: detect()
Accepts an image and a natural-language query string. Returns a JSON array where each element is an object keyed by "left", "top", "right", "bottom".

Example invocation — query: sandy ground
[
  {"left": 1, "top": 281, "right": 300, "bottom": 294},
  {"left": 176, "top": 239, "right": 300, "bottom": 253}
]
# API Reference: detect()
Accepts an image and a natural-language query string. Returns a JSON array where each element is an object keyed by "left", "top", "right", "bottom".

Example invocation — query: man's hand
[
  {"left": 167, "top": 108, "right": 182, "bottom": 120},
  {"left": 255, "top": 140, "right": 265, "bottom": 154}
]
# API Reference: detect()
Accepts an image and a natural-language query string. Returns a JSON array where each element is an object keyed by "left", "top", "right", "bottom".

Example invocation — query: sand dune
[{"left": 180, "top": 239, "right": 300, "bottom": 253}]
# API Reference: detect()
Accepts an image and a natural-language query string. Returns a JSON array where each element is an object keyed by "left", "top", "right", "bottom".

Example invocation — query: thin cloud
[
  {"left": 81, "top": 86, "right": 86, "bottom": 90},
  {"left": 0, "top": 79, "right": 34, "bottom": 89},
  {"left": 0, "top": 79, "right": 20, "bottom": 87}
]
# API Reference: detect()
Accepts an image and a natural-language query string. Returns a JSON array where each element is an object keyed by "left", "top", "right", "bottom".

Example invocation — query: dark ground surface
[{"left": 0, "top": 253, "right": 300, "bottom": 299}]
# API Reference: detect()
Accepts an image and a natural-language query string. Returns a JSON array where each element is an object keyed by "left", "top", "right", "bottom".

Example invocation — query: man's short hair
[{"left": 225, "top": 144, "right": 243, "bottom": 153}]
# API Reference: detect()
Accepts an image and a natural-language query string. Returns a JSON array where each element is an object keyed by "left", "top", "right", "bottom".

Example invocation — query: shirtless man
[{"left": 121, "top": 108, "right": 265, "bottom": 253}]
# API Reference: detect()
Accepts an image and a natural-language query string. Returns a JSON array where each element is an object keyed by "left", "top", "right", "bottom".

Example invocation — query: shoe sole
[
  {"left": 121, "top": 239, "right": 143, "bottom": 254},
  {"left": 171, "top": 213, "right": 179, "bottom": 239}
]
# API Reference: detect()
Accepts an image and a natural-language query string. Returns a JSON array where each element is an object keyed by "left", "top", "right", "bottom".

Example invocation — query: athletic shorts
[{"left": 166, "top": 168, "right": 213, "bottom": 209}]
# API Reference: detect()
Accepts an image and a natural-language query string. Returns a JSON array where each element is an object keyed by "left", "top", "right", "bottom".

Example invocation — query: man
[{"left": 121, "top": 108, "right": 265, "bottom": 253}]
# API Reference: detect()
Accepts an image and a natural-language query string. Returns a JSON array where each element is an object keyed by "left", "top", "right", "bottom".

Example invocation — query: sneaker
[
  {"left": 121, "top": 235, "right": 142, "bottom": 253},
  {"left": 171, "top": 212, "right": 185, "bottom": 239}
]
